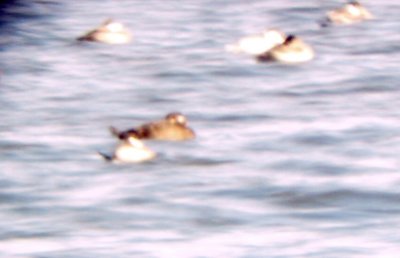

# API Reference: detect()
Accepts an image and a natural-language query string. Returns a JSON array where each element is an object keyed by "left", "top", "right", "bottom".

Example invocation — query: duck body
[
  {"left": 225, "top": 29, "right": 286, "bottom": 56},
  {"left": 325, "top": 1, "right": 372, "bottom": 25},
  {"left": 78, "top": 19, "right": 132, "bottom": 44},
  {"left": 99, "top": 133, "right": 156, "bottom": 163},
  {"left": 257, "top": 35, "right": 314, "bottom": 63},
  {"left": 111, "top": 112, "right": 195, "bottom": 141},
  {"left": 113, "top": 137, "right": 155, "bottom": 163}
]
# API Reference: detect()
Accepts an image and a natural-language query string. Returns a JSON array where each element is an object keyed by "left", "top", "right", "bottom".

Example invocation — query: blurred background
[{"left": 1, "top": 0, "right": 400, "bottom": 257}]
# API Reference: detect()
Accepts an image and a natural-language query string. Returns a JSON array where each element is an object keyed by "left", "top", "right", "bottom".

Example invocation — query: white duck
[
  {"left": 77, "top": 19, "right": 132, "bottom": 44},
  {"left": 99, "top": 131, "right": 155, "bottom": 163},
  {"left": 325, "top": 1, "right": 373, "bottom": 25},
  {"left": 225, "top": 29, "right": 286, "bottom": 55}
]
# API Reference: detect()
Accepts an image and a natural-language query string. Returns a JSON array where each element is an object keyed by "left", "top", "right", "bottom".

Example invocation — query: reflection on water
[{"left": 1, "top": 0, "right": 400, "bottom": 257}]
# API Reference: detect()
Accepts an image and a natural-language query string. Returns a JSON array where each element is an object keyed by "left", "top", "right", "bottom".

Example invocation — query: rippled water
[{"left": 1, "top": 0, "right": 400, "bottom": 257}]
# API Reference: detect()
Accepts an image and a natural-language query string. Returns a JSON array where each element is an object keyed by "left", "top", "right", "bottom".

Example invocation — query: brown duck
[{"left": 110, "top": 112, "right": 195, "bottom": 141}]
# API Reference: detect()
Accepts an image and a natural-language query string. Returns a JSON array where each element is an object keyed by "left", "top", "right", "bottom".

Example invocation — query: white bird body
[{"left": 226, "top": 29, "right": 286, "bottom": 55}]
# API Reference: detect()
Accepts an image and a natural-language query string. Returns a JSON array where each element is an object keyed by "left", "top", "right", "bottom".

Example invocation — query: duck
[
  {"left": 256, "top": 35, "right": 314, "bottom": 63},
  {"left": 110, "top": 112, "right": 196, "bottom": 141},
  {"left": 324, "top": 1, "right": 373, "bottom": 25},
  {"left": 77, "top": 19, "right": 132, "bottom": 44},
  {"left": 225, "top": 29, "right": 286, "bottom": 56},
  {"left": 99, "top": 130, "right": 156, "bottom": 163}
]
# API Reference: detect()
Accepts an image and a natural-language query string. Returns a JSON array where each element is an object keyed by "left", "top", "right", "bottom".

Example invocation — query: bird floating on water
[
  {"left": 257, "top": 35, "right": 314, "bottom": 63},
  {"left": 77, "top": 19, "right": 132, "bottom": 44},
  {"left": 323, "top": 1, "right": 373, "bottom": 26},
  {"left": 98, "top": 129, "right": 156, "bottom": 163},
  {"left": 110, "top": 112, "right": 196, "bottom": 141},
  {"left": 225, "top": 29, "right": 286, "bottom": 56}
]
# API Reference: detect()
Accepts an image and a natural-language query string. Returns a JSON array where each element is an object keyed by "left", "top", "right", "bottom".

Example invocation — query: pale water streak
[{"left": 1, "top": 0, "right": 400, "bottom": 257}]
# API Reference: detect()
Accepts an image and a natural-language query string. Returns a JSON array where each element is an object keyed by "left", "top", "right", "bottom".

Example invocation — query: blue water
[{"left": 1, "top": 0, "right": 400, "bottom": 257}]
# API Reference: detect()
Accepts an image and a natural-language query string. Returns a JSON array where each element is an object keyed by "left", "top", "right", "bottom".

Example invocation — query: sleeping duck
[
  {"left": 225, "top": 29, "right": 286, "bottom": 56},
  {"left": 77, "top": 19, "right": 132, "bottom": 44},
  {"left": 324, "top": 1, "right": 373, "bottom": 25}
]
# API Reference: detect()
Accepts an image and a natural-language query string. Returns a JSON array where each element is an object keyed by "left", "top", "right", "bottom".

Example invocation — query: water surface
[{"left": 1, "top": 0, "right": 400, "bottom": 257}]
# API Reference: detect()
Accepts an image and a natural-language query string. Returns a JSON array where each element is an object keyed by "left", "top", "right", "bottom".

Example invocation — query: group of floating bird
[
  {"left": 98, "top": 113, "right": 195, "bottom": 163},
  {"left": 76, "top": 1, "right": 373, "bottom": 163},
  {"left": 223, "top": 1, "right": 372, "bottom": 63}
]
